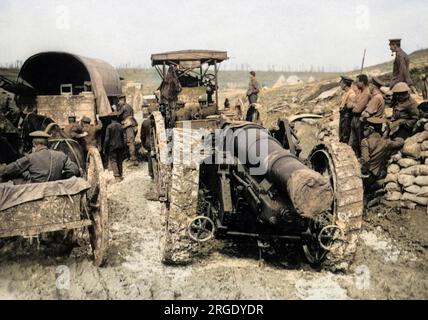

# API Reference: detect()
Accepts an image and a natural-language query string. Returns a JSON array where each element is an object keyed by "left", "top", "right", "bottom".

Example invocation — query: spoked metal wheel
[
  {"left": 86, "top": 147, "right": 109, "bottom": 267},
  {"left": 149, "top": 111, "right": 168, "bottom": 199},
  {"left": 188, "top": 216, "right": 215, "bottom": 242}
]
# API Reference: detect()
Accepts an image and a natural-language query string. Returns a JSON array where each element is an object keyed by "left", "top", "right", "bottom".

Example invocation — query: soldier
[
  {"left": 339, "top": 75, "right": 357, "bottom": 143},
  {"left": 117, "top": 95, "right": 138, "bottom": 165},
  {"left": 140, "top": 116, "right": 152, "bottom": 178},
  {"left": 247, "top": 71, "right": 261, "bottom": 104},
  {"left": 0, "top": 131, "right": 79, "bottom": 183},
  {"left": 224, "top": 98, "right": 230, "bottom": 110},
  {"left": 414, "top": 101, "right": 428, "bottom": 133},
  {"left": 0, "top": 93, "right": 20, "bottom": 127},
  {"left": 361, "top": 118, "right": 404, "bottom": 181},
  {"left": 389, "top": 39, "right": 414, "bottom": 90},
  {"left": 361, "top": 77, "right": 386, "bottom": 121},
  {"left": 103, "top": 112, "right": 126, "bottom": 182},
  {"left": 389, "top": 82, "right": 419, "bottom": 140},
  {"left": 63, "top": 115, "right": 87, "bottom": 140},
  {"left": 81, "top": 116, "right": 103, "bottom": 151},
  {"left": 245, "top": 103, "right": 263, "bottom": 125},
  {"left": 348, "top": 74, "right": 371, "bottom": 156}
]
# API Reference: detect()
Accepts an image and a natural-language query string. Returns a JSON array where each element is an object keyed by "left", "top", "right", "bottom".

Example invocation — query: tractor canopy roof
[{"left": 151, "top": 50, "right": 228, "bottom": 69}]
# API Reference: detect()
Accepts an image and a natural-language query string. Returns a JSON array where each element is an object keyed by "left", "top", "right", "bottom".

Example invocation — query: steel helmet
[{"left": 391, "top": 82, "right": 410, "bottom": 93}]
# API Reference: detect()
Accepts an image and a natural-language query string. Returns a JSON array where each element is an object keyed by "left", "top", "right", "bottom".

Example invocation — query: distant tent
[
  {"left": 307, "top": 76, "right": 316, "bottom": 83},
  {"left": 286, "top": 75, "right": 303, "bottom": 85},
  {"left": 272, "top": 75, "right": 287, "bottom": 89}
]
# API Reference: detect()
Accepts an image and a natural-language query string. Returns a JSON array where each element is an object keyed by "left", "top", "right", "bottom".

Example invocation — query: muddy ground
[{"left": 0, "top": 161, "right": 427, "bottom": 300}]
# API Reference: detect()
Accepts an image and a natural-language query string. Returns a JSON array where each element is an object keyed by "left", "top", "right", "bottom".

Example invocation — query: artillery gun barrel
[{"left": 222, "top": 123, "right": 333, "bottom": 218}]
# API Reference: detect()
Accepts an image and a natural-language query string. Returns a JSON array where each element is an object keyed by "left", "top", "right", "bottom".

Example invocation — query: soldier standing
[
  {"left": 389, "top": 39, "right": 414, "bottom": 90},
  {"left": 361, "top": 77, "right": 386, "bottom": 121},
  {"left": 81, "top": 116, "right": 102, "bottom": 152},
  {"left": 348, "top": 74, "right": 371, "bottom": 156},
  {"left": 0, "top": 131, "right": 79, "bottom": 183},
  {"left": 64, "top": 115, "right": 87, "bottom": 140},
  {"left": 117, "top": 95, "right": 138, "bottom": 165},
  {"left": 389, "top": 82, "right": 419, "bottom": 140},
  {"left": 247, "top": 71, "right": 261, "bottom": 104},
  {"left": 339, "top": 75, "right": 357, "bottom": 143},
  {"left": 103, "top": 112, "right": 126, "bottom": 182}
]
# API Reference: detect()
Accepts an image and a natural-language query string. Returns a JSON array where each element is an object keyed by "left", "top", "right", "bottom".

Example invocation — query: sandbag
[
  {"left": 398, "top": 174, "right": 416, "bottom": 187},
  {"left": 421, "top": 141, "right": 428, "bottom": 151},
  {"left": 404, "top": 185, "right": 421, "bottom": 194},
  {"left": 401, "top": 132, "right": 428, "bottom": 159},
  {"left": 414, "top": 176, "right": 428, "bottom": 186},
  {"left": 401, "top": 192, "right": 428, "bottom": 206},
  {"left": 400, "top": 165, "right": 428, "bottom": 176},
  {"left": 387, "top": 164, "right": 400, "bottom": 174},
  {"left": 390, "top": 152, "right": 402, "bottom": 162},
  {"left": 385, "top": 182, "right": 400, "bottom": 192},
  {"left": 415, "top": 131, "right": 428, "bottom": 143},
  {"left": 402, "top": 141, "right": 421, "bottom": 159},
  {"left": 416, "top": 186, "right": 428, "bottom": 197},
  {"left": 398, "top": 158, "right": 419, "bottom": 168},
  {"left": 385, "top": 191, "right": 401, "bottom": 201},
  {"left": 385, "top": 173, "right": 398, "bottom": 183},
  {"left": 420, "top": 151, "right": 428, "bottom": 159}
]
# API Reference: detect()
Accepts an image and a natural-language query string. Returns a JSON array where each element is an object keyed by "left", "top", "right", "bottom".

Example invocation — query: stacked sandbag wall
[{"left": 384, "top": 130, "right": 428, "bottom": 209}]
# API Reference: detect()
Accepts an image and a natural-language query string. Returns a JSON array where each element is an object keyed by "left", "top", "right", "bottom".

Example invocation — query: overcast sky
[{"left": 0, "top": 0, "right": 427, "bottom": 71}]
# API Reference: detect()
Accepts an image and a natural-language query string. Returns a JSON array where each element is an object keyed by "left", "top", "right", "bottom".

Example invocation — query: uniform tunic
[
  {"left": 390, "top": 48, "right": 413, "bottom": 88},
  {"left": 118, "top": 103, "right": 138, "bottom": 161},
  {"left": 364, "top": 87, "right": 385, "bottom": 119},
  {"left": 390, "top": 98, "right": 419, "bottom": 139},
  {"left": 82, "top": 122, "right": 102, "bottom": 148},
  {"left": 339, "top": 87, "right": 357, "bottom": 143},
  {"left": 247, "top": 78, "right": 261, "bottom": 104},
  {"left": 349, "top": 86, "right": 371, "bottom": 156},
  {"left": 1, "top": 146, "right": 79, "bottom": 182},
  {"left": 103, "top": 121, "right": 126, "bottom": 177},
  {"left": 361, "top": 132, "right": 403, "bottom": 178}
]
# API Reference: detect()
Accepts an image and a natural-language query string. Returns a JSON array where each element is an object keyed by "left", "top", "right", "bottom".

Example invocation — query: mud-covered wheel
[
  {"left": 160, "top": 128, "right": 205, "bottom": 265},
  {"left": 308, "top": 142, "right": 364, "bottom": 270},
  {"left": 86, "top": 147, "right": 109, "bottom": 267},
  {"left": 150, "top": 111, "right": 168, "bottom": 199}
]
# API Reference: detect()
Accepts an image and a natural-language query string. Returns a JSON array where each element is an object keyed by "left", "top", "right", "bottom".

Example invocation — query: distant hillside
[
  {"left": 0, "top": 68, "right": 19, "bottom": 81},
  {"left": 118, "top": 69, "right": 340, "bottom": 94},
  {"left": 1, "top": 48, "right": 427, "bottom": 94}
]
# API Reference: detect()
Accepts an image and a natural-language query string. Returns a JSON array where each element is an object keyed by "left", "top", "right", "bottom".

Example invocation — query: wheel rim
[{"left": 86, "top": 147, "right": 108, "bottom": 267}]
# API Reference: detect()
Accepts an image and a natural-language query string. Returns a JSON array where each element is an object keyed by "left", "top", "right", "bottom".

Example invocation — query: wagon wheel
[
  {"left": 307, "top": 142, "right": 364, "bottom": 269},
  {"left": 150, "top": 111, "right": 169, "bottom": 200},
  {"left": 86, "top": 146, "right": 109, "bottom": 267}
]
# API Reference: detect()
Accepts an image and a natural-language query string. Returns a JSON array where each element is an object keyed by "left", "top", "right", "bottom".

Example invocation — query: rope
[{"left": 51, "top": 138, "right": 83, "bottom": 173}]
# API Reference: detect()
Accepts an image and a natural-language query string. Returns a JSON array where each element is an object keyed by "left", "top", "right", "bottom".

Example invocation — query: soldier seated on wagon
[{"left": 0, "top": 131, "right": 79, "bottom": 184}]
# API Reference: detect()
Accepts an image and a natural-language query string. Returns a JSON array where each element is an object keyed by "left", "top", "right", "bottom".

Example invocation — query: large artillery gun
[
  {"left": 151, "top": 117, "right": 363, "bottom": 268},
  {"left": 148, "top": 50, "right": 364, "bottom": 269}
]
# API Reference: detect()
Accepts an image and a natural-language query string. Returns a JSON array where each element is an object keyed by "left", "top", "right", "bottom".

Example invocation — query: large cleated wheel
[
  {"left": 86, "top": 147, "right": 109, "bottom": 267},
  {"left": 307, "top": 142, "right": 364, "bottom": 270},
  {"left": 160, "top": 128, "right": 206, "bottom": 265},
  {"left": 150, "top": 111, "right": 169, "bottom": 200}
]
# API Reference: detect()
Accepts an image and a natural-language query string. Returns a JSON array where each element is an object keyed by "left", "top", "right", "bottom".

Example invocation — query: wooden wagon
[{"left": 0, "top": 145, "right": 109, "bottom": 266}]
